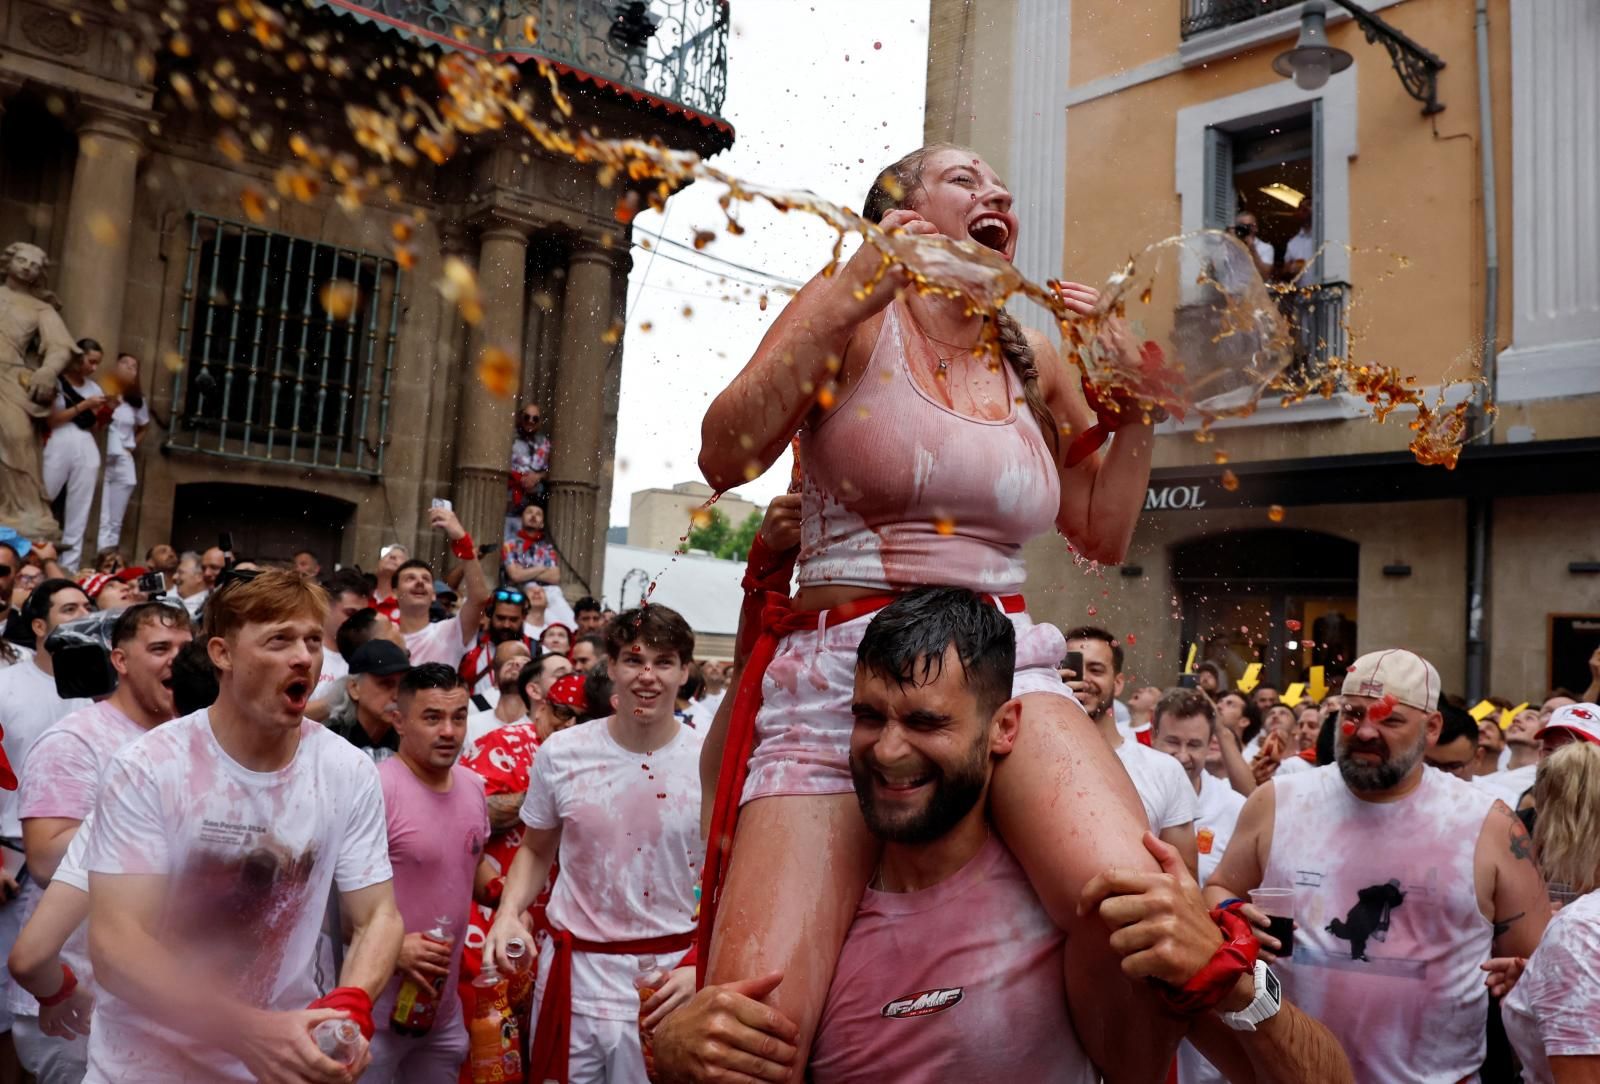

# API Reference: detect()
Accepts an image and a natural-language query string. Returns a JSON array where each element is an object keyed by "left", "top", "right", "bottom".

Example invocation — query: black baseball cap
[{"left": 348, "top": 639, "right": 410, "bottom": 676}]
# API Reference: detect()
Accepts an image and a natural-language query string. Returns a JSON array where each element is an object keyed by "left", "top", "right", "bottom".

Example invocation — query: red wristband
[
  {"left": 308, "top": 986, "right": 375, "bottom": 1041},
  {"left": 1154, "top": 905, "right": 1259, "bottom": 1015},
  {"left": 485, "top": 876, "right": 505, "bottom": 905},
  {"left": 36, "top": 963, "right": 77, "bottom": 1008},
  {"left": 450, "top": 533, "right": 476, "bottom": 561}
]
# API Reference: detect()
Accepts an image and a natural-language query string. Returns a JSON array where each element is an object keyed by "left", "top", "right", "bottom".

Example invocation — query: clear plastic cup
[{"left": 1248, "top": 887, "right": 1297, "bottom": 956}]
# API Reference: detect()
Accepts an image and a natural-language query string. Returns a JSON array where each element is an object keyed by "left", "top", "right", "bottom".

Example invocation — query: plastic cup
[{"left": 1249, "top": 887, "right": 1297, "bottom": 955}]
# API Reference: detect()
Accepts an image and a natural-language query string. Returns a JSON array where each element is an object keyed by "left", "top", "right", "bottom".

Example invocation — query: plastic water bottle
[
  {"left": 391, "top": 915, "right": 454, "bottom": 1037},
  {"left": 469, "top": 961, "right": 523, "bottom": 1083},
  {"left": 504, "top": 935, "right": 534, "bottom": 1013},
  {"left": 312, "top": 1018, "right": 361, "bottom": 1065}
]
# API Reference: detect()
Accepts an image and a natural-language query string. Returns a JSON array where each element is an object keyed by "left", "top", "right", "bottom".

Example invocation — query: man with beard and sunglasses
[
  {"left": 1205, "top": 649, "right": 1552, "bottom": 1084},
  {"left": 657, "top": 588, "right": 1351, "bottom": 1083},
  {"left": 460, "top": 588, "right": 535, "bottom": 702}
]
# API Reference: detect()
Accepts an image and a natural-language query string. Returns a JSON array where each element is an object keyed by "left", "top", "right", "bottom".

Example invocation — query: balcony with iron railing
[
  {"left": 317, "top": 0, "right": 730, "bottom": 128},
  {"left": 1181, "top": 0, "right": 1301, "bottom": 39}
]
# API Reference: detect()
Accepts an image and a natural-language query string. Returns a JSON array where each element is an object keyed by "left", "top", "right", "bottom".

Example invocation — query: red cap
[
  {"left": 547, "top": 672, "right": 587, "bottom": 711},
  {"left": 77, "top": 572, "right": 111, "bottom": 600},
  {"left": 114, "top": 566, "right": 146, "bottom": 582}
]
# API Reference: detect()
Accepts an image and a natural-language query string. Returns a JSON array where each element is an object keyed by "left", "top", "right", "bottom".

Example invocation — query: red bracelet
[
  {"left": 485, "top": 876, "right": 505, "bottom": 905},
  {"left": 37, "top": 963, "right": 77, "bottom": 1008},
  {"left": 308, "top": 986, "right": 375, "bottom": 1041},
  {"left": 450, "top": 533, "right": 476, "bottom": 561},
  {"left": 1153, "top": 905, "right": 1259, "bottom": 1015}
]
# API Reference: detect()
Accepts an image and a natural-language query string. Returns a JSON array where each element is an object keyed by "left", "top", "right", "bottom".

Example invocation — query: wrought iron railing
[
  {"left": 1284, "top": 280, "right": 1349, "bottom": 386},
  {"left": 320, "top": 0, "right": 730, "bottom": 121},
  {"left": 1181, "top": 0, "right": 1300, "bottom": 39},
  {"left": 164, "top": 214, "right": 401, "bottom": 477}
]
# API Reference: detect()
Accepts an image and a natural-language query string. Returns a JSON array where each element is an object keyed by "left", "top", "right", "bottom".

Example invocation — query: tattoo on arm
[
  {"left": 1508, "top": 816, "right": 1534, "bottom": 864},
  {"left": 487, "top": 793, "right": 525, "bottom": 833},
  {"left": 1493, "top": 911, "right": 1526, "bottom": 938}
]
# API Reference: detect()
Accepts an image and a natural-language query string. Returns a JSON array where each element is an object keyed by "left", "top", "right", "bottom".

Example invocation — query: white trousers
[
  {"left": 96, "top": 459, "right": 136, "bottom": 555},
  {"left": 12, "top": 1013, "right": 88, "bottom": 1083},
  {"left": 41, "top": 435, "right": 99, "bottom": 571}
]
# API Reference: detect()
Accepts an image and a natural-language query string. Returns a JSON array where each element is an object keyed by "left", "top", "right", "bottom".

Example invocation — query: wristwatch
[{"left": 1219, "top": 959, "right": 1282, "bottom": 1031}]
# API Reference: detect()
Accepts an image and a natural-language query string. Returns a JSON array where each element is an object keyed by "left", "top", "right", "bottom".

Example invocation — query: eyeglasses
[
  {"left": 522, "top": 413, "right": 540, "bottom": 422},
  {"left": 494, "top": 588, "right": 527, "bottom": 605},
  {"left": 550, "top": 703, "right": 579, "bottom": 721}
]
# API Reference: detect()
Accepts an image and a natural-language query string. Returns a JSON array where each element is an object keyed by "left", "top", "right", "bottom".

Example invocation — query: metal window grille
[
  {"left": 165, "top": 214, "right": 402, "bottom": 477},
  {"left": 1286, "top": 280, "right": 1349, "bottom": 385},
  {"left": 1181, "top": 0, "right": 1301, "bottom": 39}
]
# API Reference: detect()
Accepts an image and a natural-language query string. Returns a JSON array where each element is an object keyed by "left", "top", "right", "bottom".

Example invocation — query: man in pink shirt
[
  {"left": 367, "top": 663, "right": 489, "bottom": 1081},
  {"left": 657, "top": 588, "right": 1353, "bottom": 1083}
]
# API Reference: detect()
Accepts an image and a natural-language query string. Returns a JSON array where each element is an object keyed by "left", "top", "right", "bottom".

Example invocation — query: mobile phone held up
[
  {"left": 431, "top": 498, "right": 453, "bottom": 512},
  {"left": 1058, "top": 650, "right": 1084, "bottom": 682}
]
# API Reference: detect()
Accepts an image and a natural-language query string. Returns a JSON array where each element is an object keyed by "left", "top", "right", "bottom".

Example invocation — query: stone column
[
  {"left": 57, "top": 101, "right": 146, "bottom": 351},
  {"left": 546, "top": 240, "right": 617, "bottom": 597},
  {"left": 452, "top": 220, "right": 530, "bottom": 563}
]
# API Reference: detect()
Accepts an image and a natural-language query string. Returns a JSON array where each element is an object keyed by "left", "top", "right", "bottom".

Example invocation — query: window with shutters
[{"left": 1201, "top": 103, "right": 1346, "bottom": 380}]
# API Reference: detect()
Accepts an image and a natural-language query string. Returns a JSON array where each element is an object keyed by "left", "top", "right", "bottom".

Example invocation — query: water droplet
[
  {"left": 1220, "top": 469, "right": 1239, "bottom": 492},
  {"left": 1268, "top": 504, "right": 1286, "bottom": 523}
]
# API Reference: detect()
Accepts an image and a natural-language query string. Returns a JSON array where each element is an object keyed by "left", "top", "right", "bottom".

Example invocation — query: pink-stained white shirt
[
  {"left": 311, "top": 646, "right": 347, "bottom": 706},
  {"left": 404, "top": 618, "right": 473, "bottom": 668},
  {"left": 1502, "top": 889, "right": 1600, "bottom": 1084},
  {"left": 372, "top": 759, "right": 488, "bottom": 1029},
  {"left": 521, "top": 718, "right": 702, "bottom": 1020},
  {"left": 82, "top": 711, "right": 393, "bottom": 1083},
  {"left": 810, "top": 833, "right": 1095, "bottom": 1084},
  {"left": 0, "top": 656, "right": 90, "bottom": 837},
  {"left": 1263, "top": 764, "right": 1498, "bottom": 1084},
  {"left": 12, "top": 700, "right": 149, "bottom": 1015},
  {"left": 797, "top": 301, "right": 1060, "bottom": 594},
  {"left": 1115, "top": 738, "right": 1197, "bottom": 833}
]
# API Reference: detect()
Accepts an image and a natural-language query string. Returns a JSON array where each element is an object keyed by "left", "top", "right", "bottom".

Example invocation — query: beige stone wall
[
  {"left": 1489, "top": 495, "right": 1600, "bottom": 700},
  {"left": 1022, "top": 499, "right": 1470, "bottom": 694},
  {"left": 923, "top": 0, "right": 1016, "bottom": 163},
  {"left": 628, "top": 482, "right": 761, "bottom": 554}
]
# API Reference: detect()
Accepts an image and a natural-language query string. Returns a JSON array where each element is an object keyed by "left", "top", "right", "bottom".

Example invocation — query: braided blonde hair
[{"left": 862, "top": 146, "right": 1061, "bottom": 457}]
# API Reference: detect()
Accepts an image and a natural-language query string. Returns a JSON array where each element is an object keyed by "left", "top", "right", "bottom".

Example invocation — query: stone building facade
[{"left": 0, "top": 0, "right": 732, "bottom": 596}]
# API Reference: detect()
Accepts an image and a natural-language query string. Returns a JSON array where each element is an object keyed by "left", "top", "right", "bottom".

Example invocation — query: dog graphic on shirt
[{"left": 1326, "top": 878, "right": 1405, "bottom": 961}]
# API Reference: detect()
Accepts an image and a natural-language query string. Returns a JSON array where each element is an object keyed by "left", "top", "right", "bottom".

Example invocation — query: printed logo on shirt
[
  {"left": 1326, "top": 878, "right": 1406, "bottom": 961},
  {"left": 881, "top": 987, "right": 964, "bottom": 1019}
]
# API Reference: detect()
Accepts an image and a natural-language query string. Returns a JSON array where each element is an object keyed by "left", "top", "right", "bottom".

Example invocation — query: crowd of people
[{"left": 0, "top": 138, "right": 1593, "bottom": 1084}]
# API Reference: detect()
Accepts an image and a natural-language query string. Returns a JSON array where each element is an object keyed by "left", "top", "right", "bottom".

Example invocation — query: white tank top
[{"left": 1264, "top": 765, "right": 1497, "bottom": 1084}]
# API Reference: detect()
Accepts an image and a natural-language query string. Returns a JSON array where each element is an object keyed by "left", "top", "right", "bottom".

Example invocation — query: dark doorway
[
  {"left": 171, "top": 482, "right": 352, "bottom": 569},
  {"left": 1173, "top": 528, "right": 1359, "bottom": 689}
]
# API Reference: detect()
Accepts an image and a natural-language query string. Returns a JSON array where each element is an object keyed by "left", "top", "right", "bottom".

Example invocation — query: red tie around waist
[
  {"left": 527, "top": 909, "right": 695, "bottom": 1084},
  {"left": 695, "top": 545, "right": 1027, "bottom": 984}
]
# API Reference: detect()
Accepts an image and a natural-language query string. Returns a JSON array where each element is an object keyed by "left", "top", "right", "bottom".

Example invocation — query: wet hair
[
  {"left": 335, "top": 607, "right": 381, "bottom": 660},
  {"left": 24, "top": 579, "right": 84, "bottom": 624},
  {"left": 75, "top": 337, "right": 102, "bottom": 355},
  {"left": 170, "top": 639, "right": 219, "bottom": 715},
  {"left": 323, "top": 567, "right": 372, "bottom": 603},
  {"left": 111, "top": 601, "right": 192, "bottom": 649},
  {"left": 205, "top": 569, "right": 328, "bottom": 643},
  {"left": 1063, "top": 625, "right": 1124, "bottom": 674},
  {"left": 399, "top": 662, "right": 462, "bottom": 702},
  {"left": 857, "top": 587, "right": 1016, "bottom": 720},
  {"left": 1533, "top": 742, "right": 1600, "bottom": 894},
  {"left": 605, "top": 605, "right": 695, "bottom": 665},
  {"left": 1437, "top": 701, "right": 1481, "bottom": 749},
  {"left": 862, "top": 144, "right": 1060, "bottom": 457},
  {"left": 573, "top": 596, "right": 602, "bottom": 618},
  {"left": 1154, "top": 687, "right": 1216, "bottom": 733}
]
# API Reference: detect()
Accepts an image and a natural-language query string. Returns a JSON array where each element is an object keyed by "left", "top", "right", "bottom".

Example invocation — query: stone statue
[{"left": 0, "top": 242, "right": 77, "bottom": 542}]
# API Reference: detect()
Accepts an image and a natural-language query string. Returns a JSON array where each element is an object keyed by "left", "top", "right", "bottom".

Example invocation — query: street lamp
[{"left": 1273, "top": 0, "right": 1446, "bottom": 114}]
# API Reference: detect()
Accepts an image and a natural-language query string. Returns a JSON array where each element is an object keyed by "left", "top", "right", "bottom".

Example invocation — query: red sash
[
  {"left": 694, "top": 556, "right": 1026, "bottom": 983},
  {"left": 526, "top": 910, "right": 695, "bottom": 1084}
]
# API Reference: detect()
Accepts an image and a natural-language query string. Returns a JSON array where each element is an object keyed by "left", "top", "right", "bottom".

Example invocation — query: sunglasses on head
[{"left": 494, "top": 588, "right": 526, "bottom": 605}]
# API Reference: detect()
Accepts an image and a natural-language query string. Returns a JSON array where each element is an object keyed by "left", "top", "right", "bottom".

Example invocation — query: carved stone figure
[{"left": 0, "top": 242, "right": 77, "bottom": 541}]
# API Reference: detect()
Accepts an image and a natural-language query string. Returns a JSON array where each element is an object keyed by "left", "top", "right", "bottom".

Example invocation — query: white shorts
[{"left": 741, "top": 606, "right": 1072, "bottom": 803}]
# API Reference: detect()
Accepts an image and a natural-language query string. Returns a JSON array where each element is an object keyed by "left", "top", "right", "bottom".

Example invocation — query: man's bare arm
[
  {"left": 1217, "top": 726, "right": 1257, "bottom": 797},
  {"left": 1159, "top": 822, "right": 1200, "bottom": 881},
  {"left": 21, "top": 817, "right": 79, "bottom": 885},
  {"left": 1189, "top": 1003, "right": 1354, "bottom": 1084},
  {"left": 487, "top": 792, "right": 526, "bottom": 833},
  {"left": 1477, "top": 801, "right": 1551, "bottom": 959},
  {"left": 1203, "top": 782, "right": 1275, "bottom": 908},
  {"left": 337, "top": 879, "right": 404, "bottom": 1000}
]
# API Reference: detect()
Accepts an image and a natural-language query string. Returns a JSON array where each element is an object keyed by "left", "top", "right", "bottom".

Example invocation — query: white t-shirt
[
  {"left": 1193, "top": 772, "right": 1246, "bottom": 887},
  {"left": 521, "top": 718, "right": 703, "bottom": 1020},
  {"left": 310, "top": 646, "right": 347, "bottom": 707},
  {"left": 1284, "top": 227, "right": 1314, "bottom": 267},
  {"left": 106, "top": 397, "right": 150, "bottom": 462},
  {"left": 464, "top": 708, "right": 525, "bottom": 760},
  {"left": 686, "top": 690, "right": 724, "bottom": 731},
  {"left": 0, "top": 657, "right": 90, "bottom": 837},
  {"left": 1250, "top": 236, "right": 1274, "bottom": 267},
  {"left": 1273, "top": 753, "right": 1313, "bottom": 777},
  {"left": 1114, "top": 739, "right": 1197, "bottom": 833},
  {"left": 403, "top": 618, "right": 473, "bottom": 668},
  {"left": 1473, "top": 762, "right": 1537, "bottom": 809},
  {"left": 1503, "top": 890, "right": 1600, "bottom": 1084},
  {"left": 12, "top": 700, "right": 148, "bottom": 1014},
  {"left": 181, "top": 589, "right": 209, "bottom": 620},
  {"left": 47, "top": 378, "right": 105, "bottom": 458},
  {"left": 82, "top": 711, "right": 392, "bottom": 1083}
]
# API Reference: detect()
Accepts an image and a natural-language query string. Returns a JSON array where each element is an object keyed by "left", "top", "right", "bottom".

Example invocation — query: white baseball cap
[
  {"left": 1340, "top": 649, "right": 1441, "bottom": 712},
  {"left": 1537, "top": 703, "right": 1600, "bottom": 746}
]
